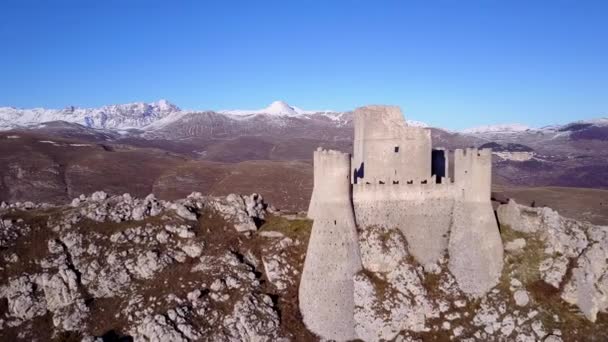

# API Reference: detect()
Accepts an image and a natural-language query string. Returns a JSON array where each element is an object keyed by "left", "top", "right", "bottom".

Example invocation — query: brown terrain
[{"left": 1, "top": 111, "right": 607, "bottom": 225}]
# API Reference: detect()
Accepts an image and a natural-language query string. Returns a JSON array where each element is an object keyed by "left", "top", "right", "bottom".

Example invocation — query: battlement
[
  {"left": 454, "top": 147, "right": 493, "bottom": 202},
  {"left": 454, "top": 147, "right": 492, "bottom": 158},
  {"left": 314, "top": 147, "right": 351, "bottom": 167},
  {"left": 308, "top": 148, "right": 352, "bottom": 219}
]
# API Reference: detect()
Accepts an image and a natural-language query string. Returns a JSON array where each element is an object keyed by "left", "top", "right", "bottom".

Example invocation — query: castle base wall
[
  {"left": 353, "top": 183, "right": 458, "bottom": 267},
  {"left": 300, "top": 148, "right": 361, "bottom": 341},
  {"left": 299, "top": 201, "right": 361, "bottom": 341},
  {"left": 448, "top": 201, "right": 504, "bottom": 297},
  {"left": 353, "top": 183, "right": 504, "bottom": 297}
]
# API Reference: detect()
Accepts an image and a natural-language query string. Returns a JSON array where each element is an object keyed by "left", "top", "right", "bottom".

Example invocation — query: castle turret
[
  {"left": 300, "top": 148, "right": 361, "bottom": 341},
  {"left": 449, "top": 147, "right": 504, "bottom": 297},
  {"left": 454, "top": 148, "right": 492, "bottom": 202}
]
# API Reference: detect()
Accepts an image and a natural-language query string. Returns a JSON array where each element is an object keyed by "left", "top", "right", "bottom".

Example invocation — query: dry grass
[
  {"left": 493, "top": 185, "right": 608, "bottom": 225},
  {"left": 257, "top": 215, "right": 312, "bottom": 242}
]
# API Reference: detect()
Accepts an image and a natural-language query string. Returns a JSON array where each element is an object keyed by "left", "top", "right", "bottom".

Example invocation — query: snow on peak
[
  {"left": 154, "top": 99, "right": 180, "bottom": 112},
  {"left": 221, "top": 100, "right": 299, "bottom": 116},
  {"left": 264, "top": 101, "right": 298, "bottom": 116},
  {"left": 579, "top": 117, "right": 608, "bottom": 126},
  {"left": 461, "top": 123, "right": 531, "bottom": 134},
  {"left": 0, "top": 100, "right": 180, "bottom": 131},
  {"left": 220, "top": 101, "right": 333, "bottom": 117}
]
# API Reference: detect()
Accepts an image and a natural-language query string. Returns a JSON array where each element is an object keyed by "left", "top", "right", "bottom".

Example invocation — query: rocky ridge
[{"left": 1, "top": 193, "right": 607, "bottom": 340}]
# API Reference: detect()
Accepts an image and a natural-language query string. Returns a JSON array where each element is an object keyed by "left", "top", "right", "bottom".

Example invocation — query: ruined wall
[
  {"left": 353, "top": 182, "right": 458, "bottom": 268},
  {"left": 352, "top": 105, "right": 432, "bottom": 184},
  {"left": 299, "top": 149, "right": 361, "bottom": 341}
]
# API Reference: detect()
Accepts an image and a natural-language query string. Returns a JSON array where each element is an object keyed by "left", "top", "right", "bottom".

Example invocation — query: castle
[{"left": 299, "top": 105, "right": 504, "bottom": 341}]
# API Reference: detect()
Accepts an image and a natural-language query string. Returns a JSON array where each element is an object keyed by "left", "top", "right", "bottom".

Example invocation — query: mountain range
[
  {"left": 2, "top": 99, "right": 605, "bottom": 134},
  {"left": 1, "top": 100, "right": 607, "bottom": 222}
]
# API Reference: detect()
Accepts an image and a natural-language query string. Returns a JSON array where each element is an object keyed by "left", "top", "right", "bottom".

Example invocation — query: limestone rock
[
  {"left": 497, "top": 199, "right": 608, "bottom": 321},
  {"left": 561, "top": 242, "right": 608, "bottom": 322},
  {"left": 359, "top": 225, "right": 408, "bottom": 273},
  {"left": 505, "top": 238, "right": 526, "bottom": 253},
  {"left": 513, "top": 290, "right": 530, "bottom": 307},
  {"left": 222, "top": 294, "right": 281, "bottom": 341},
  {"left": 90, "top": 191, "right": 107, "bottom": 202},
  {"left": 0, "top": 275, "right": 47, "bottom": 320},
  {"left": 496, "top": 199, "right": 541, "bottom": 233},
  {"left": 209, "top": 193, "right": 266, "bottom": 232},
  {"left": 131, "top": 311, "right": 194, "bottom": 342},
  {"left": 173, "top": 203, "right": 197, "bottom": 221},
  {"left": 539, "top": 256, "right": 569, "bottom": 288}
]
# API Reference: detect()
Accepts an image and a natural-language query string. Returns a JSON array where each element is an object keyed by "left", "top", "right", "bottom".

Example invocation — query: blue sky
[{"left": 0, "top": 0, "right": 606, "bottom": 129}]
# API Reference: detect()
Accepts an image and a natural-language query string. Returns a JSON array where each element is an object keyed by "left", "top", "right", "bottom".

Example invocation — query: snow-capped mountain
[
  {"left": 2, "top": 99, "right": 604, "bottom": 143},
  {"left": 0, "top": 100, "right": 179, "bottom": 131},
  {"left": 220, "top": 100, "right": 332, "bottom": 117},
  {"left": 0, "top": 99, "right": 431, "bottom": 134},
  {"left": 461, "top": 117, "right": 608, "bottom": 135},
  {"left": 461, "top": 123, "right": 531, "bottom": 134}
]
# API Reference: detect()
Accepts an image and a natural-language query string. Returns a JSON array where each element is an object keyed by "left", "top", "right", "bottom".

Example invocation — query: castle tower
[
  {"left": 300, "top": 148, "right": 361, "bottom": 341},
  {"left": 352, "top": 105, "right": 432, "bottom": 185},
  {"left": 449, "top": 147, "right": 504, "bottom": 297},
  {"left": 454, "top": 148, "right": 492, "bottom": 202}
]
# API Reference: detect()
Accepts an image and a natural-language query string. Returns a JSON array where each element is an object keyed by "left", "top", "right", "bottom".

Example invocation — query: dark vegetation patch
[
  {"left": 558, "top": 123, "right": 593, "bottom": 132},
  {"left": 258, "top": 215, "right": 312, "bottom": 242},
  {"left": 480, "top": 142, "right": 534, "bottom": 152},
  {"left": 0, "top": 312, "right": 57, "bottom": 342},
  {"left": 570, "top": 126, "right": 608, "bottom": 141},
  {"left": 0, "top": 208, "right": 66, "bottom": 280},
  {"left": 87, "top": 296, "right": 130, "bottom": 338},
  {"left": 554, "top": 164, "right": 608, "bottom": 189}
]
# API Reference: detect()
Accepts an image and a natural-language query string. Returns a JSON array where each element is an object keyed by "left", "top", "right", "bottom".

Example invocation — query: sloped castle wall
[
  {"left": 300, "top": 148, "right": 361, "bottom": 341},
  {"left": 449, "top": 148, "right": 504, "bottom": 297}
]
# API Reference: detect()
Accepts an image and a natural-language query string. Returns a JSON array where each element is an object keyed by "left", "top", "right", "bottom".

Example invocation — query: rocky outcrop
[
  {"left": 0, "top": 191, "right": 294, "bottom": 341},
  {"left": 498, "top": 199, "right": 608, "bottom": 322},
  {"left": 2, "top": 192, "right": 607, "bottom": 340},
  {"left": 354, "top": 226, "right": 437, "bottom": 341}
]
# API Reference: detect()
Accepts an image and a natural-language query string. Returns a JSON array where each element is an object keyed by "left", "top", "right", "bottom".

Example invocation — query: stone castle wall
[
  {"left": 300, "top": 149, "right": 361, "bottom": 341},
  {"left": 353, "top": 182, "right": 458, "bottom": 267},
  {"left": 300, "top": 105, "right": 504, "bottom": 340}
]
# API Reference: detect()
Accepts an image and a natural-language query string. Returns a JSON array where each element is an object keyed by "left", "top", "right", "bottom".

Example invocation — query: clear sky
[{"left": 0, "top": 0, "right": 606, "bottom": 129}]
